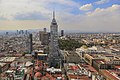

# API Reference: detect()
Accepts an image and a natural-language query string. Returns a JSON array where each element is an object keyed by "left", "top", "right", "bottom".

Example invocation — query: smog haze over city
[{"left": 0, "top": 0, "right": 120, "bottom": 32}]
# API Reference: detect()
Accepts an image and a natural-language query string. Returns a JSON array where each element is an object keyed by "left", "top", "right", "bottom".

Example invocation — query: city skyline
[
  {"left": 0, "top": 0, "right": 120, "bottom": 32},
  {"left": 0, "top": 2, "right": 120, "bottom": 79}
]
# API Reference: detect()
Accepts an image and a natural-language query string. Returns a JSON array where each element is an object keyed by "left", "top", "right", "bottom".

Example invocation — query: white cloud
[
  {"left": 0, "top": 0, "right": 48, "bottom": 20},
  {"left": 60, "top": 4, "right": 120, "bottom": 32},
  {"left": 95, "top": 0, "right": 109, "bottom": 5},
  {"left": 0, "top": 0, "right": 78, "bottom": 20},
  {"left": 86, "top": 4, "right": 120, "bottom": 16},
  {"left": 79, "top": 3, "right": 93, "bottom": 11}
]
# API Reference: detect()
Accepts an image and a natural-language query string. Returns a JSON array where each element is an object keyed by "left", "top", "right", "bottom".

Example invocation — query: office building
[
  {"left": 61, "top": 30, "right": 64, "bottom": 36},
  {"left": 29, "top": 34, "right": 33, "bottom": 54},
  {"left": 48, "top": 11, "right": 62, "bottom": 67}
]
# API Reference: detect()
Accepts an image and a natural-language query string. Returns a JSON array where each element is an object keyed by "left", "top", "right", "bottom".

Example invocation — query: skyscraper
[
  {"left": 61, "top": 30, "right": 64, "bottom": 36},
  {"left": 29, "top": 34, "right": 33, "bottom": 54},
  {"left": 48, "top": 11, "right": 62, "bottom": 67},
  {"left": 39, "top": 29, "right": 49, "bottom": 45},
  {"left": 43, "top": 28, "right": 47, "bottom": 32},
  {"left": 50, "top": 11, "right": 58, "bottom": 42}
]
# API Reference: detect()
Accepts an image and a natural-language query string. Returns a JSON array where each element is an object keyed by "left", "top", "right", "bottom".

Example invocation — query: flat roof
[
  {"left": 38, "top": 54, "right": 48, "bottom": 56},
  {"left": 0, "top": 57, "right": 17, "bottom": 62},
  {"left": 95, "top": 60, "right": 106, "bottom": 64},
  {"left": 80, "top": 64, "right": 97, "bottom": 73},
  {"left": 68, "top": 74, "right": 90, "bottom": 80},
  {"left": 0, "top": 63, "right": 6, "bottom": 67},
  {"left": 115, "top": 66, "right": 120, "bottom": 70},
  {"left": 101, "top": 70, "right": 120, "bottom": 80}
]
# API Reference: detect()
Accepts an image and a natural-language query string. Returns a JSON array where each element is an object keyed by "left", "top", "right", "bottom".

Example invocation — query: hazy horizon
[
  {"left": 0, "top": 29, "right": 120, "bottom": 34},
  {"left": 0, "top": 0, "right": 120, "bottom": 32}
]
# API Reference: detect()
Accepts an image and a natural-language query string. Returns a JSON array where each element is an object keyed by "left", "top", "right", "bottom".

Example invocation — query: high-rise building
[
  {"left": 29, "top": 34, "right": 33, "bottom": 54},
  {"left": 39, "top": 30, "right": 49, "bottom": 45},
  {"left": 17, "top": 30, "right": 19, "bottom": 34},
  {"left": 61, "top": 30, "right": 64, "bottom": 36},
  {"left": 50, "top": 11, "right": 58, "bottom": 39},
  {"left": 6, "top": 32, "right": 9, "bottom": 35},
  {"left": 43, "top": 28, "right": 47, "bottom": 32},
  {"left": 48, "top": 11, "right": 63, "bottom": 67},
  {"left": 25, "top": 30, "right": 28, "bottom": 35}
]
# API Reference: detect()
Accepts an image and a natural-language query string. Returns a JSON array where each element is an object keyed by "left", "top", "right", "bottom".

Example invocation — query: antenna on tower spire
[{"left": 53, "top": 8, "right": 55, "bottom": 19}]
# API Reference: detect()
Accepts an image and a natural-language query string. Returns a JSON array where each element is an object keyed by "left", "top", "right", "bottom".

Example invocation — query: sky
[{"left": 0, "top": 0, "right": 120, "bottom": 32}]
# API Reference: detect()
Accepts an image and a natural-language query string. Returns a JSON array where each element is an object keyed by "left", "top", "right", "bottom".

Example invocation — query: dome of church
[{"left": 35, "top": 72, "right": 42, "bottom": 78}]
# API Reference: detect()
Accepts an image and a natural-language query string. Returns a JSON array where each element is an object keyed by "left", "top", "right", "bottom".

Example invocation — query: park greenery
[
  {"left": 58, "top": 39, "right": 83, "bottom": 50},
  {"left": 58, "top": 39, "right": 107, "bottom": 50}
]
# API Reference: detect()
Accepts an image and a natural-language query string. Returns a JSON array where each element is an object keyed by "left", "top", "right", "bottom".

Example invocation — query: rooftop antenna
[{"left": 53, "top": 8, "right": 55, "bottom": 19}]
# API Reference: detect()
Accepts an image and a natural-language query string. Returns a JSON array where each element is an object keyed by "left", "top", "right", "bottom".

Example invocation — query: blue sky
[{"left": 0, "top": 0, "right": 120, "bottom": 32}]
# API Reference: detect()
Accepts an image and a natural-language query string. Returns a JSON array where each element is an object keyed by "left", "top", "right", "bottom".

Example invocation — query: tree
[{"left": 58, "top": 39, "right": 83, "bottom": 50}]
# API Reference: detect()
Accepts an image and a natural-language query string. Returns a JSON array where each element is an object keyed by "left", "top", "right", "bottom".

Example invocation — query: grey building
[
  {"left": 61, "top": 30, "right": 64, "bottom": 37},
  {"left": 39, "top": 30, "right": 49, "bottom": 45},
  {"left": 48, "top": 11, "right": 63, "bottom": 68},
  {"left": 29, "top": 34, "right": 33, "bottom": 54}
]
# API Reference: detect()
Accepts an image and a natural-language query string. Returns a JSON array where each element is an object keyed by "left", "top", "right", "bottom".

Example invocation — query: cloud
[
  {"left": 95, "top": 0, "right": 109, "bottom": 5},
  {"left": 86, "top": 4, "right": 120, "bottom": 16},
  {"left": 1, "top": 4, "right": 120, "bottom": 32},
  {"left": 0, "top": 0, "right": 119, "bottom": 32},
  {"left": 61, "top": 4, "right": 120, "bottom": 32},
  {"left": 79, "top": 3, "right": 93, "bottom": 11},
  {"left": 0, "top": 0, "right": 79, "bottom": 20},
  {"left": 0, "top": 0, "right": 48, "bottom": 20}
]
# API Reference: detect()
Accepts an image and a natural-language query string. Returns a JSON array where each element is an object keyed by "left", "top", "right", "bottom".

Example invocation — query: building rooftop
[
  {"left": 101, "top": 70, "right": 120, "bottom": 80},
  {"left": 95, "top": 60, "right": 106, "bottom": 64},
  {"left": 67, "top": 74, "right": 91, "bottom": 80},
  {"left": 80, "top": 64, "right": 97, "bottom": 73},
  {"left": 115, "top": 66, "right": 120, "bottom": 70},
  {"left": 0, "top": 57, "right": 17, "bottom": 62},
  {"left": 0, "top": 62, "right": 6, "bottom": 67}
]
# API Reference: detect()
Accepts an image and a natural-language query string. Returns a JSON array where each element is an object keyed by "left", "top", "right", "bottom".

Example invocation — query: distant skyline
[{"left": 0, "top": 0, "right": 120, "bottom": 32}]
